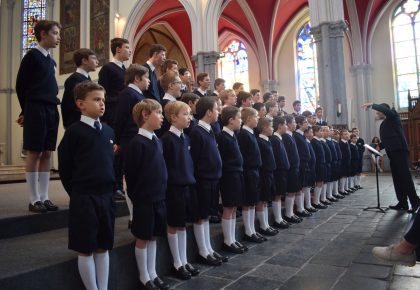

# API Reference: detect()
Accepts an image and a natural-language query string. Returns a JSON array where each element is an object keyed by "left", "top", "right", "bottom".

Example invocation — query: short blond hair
[
  {"left": 132, "top": 99, "right": 162, "bottom": 128},
  {"left": 164, "top": 100, "right": 189, "bottom": 123},
  {"left": 160, "top": 71, "right": 179, "bottom": 92},
  {"left": 219, "top": 89, "right": 235, "bottom": 105},
  {"left": 257, "top": 117, "right": 272, "bottom": 132},
  {"left": 241, "top": 107, "right": 257, "bottom": 123}
]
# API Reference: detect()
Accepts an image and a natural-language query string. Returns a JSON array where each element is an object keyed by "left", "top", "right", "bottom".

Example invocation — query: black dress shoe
[
  {"left": 222, "top": 243, "right": 244, "bottom": 254},
  {"left": 209, "top": 215, "right": 221, "bottom": 223},
  {"left": 296, "top": 210, "right": 312, "bottom": 217},
  {"left": 29, "top": 201, "right": 48, "bottom": 213},
  {"left": 142, "top": 280, "right": 159, "bottom": 290},
  {"left": 255, "top": 232, "right": 268, "bottom": 241},
  {"left": 244, "top": 233, "right": 264, "bottom": 243},
  {"left": 389, "top": 203, "right": 409, "bottom": 210},
  {"left": 333, "top": 194, "right": 344, "bottom": 199},
  {"left": 43, "top": 200, "right": 59, "bottom": 211},
  {"left": 172, "top": 266, "right": 191, "bottom": 280},
  {"left": 408, "top": 202, "right": 420, "bottom": 214},
  {"left": 153, "top": 277, "right": 170, "bottom": 290},
  {"left": 293, "top": 215, "right": 303, "bottom": 222},
  {"left": 339, "top": 191, "right": 349, "bottom": 196},
  {"left": 313, "top": 203, "right": 328, "bottom": 209},
  {"left": 356, "top": 185, "right": 363, "bottom": 189},
  {"left": 185, "top": 263, "right": 200, "bottom": 276},
  {"left": 305, "top": 207, "right": 318, "bottom": 213},
  {"left": 235, "top": 241, "right": 248, "bottom": 251},
  {"left": 268, "top": 226, "right": 279, "bottom": 234},
  {"left": 327, "top": 197, "right": 338, "bottom": 202},
  {"left": 259, "top": 227, "right": 277, "bottom": 236},
  {"left": 212, "top": 251, "right": 228, "bottom": 262},
  {"left": 320, "top": 200, "right": 332, "bottom": 206},
  {"left": 198, "top": 254, "right": 222, "bottom": 266},
  {"left": 272, "top": 220, "right": 290, "bottom": 229},
  {"left": 283, "top": 215, "right": 301, "bottom": 224}
]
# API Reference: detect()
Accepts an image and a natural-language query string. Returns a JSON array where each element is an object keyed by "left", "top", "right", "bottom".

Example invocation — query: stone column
[
  {"left": 260, "top": 80, "right": 279, "bottom": 93},
  {"left": 192, "top": 51, "right": 220, "bottom": 89},
  {"left": 311, "top": 21, "right": 348, "bottom": 125}
]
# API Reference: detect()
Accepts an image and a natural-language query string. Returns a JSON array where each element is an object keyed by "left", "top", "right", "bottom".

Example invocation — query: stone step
[{"left": 0, "top": 216, "right": 245, "bottom": 290}]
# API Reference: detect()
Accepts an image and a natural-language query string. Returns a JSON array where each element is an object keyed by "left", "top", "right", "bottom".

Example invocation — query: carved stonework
[
  {"left": 329, "top": 21, "right": 347, "bottom": 38},
  {"left": 203, "top": 51, "right": 220, "bottom": 65}
]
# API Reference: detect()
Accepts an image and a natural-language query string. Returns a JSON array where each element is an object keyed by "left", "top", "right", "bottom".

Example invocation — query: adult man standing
[
  {"left": 362, "top": 102, "right": 420, "bottom": 213},
  {"left": 144, "top": 44, "right": 167, "bottom": 102}
]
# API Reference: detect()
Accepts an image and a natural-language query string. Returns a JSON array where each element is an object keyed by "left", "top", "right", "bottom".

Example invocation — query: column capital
[
  {"left": 329, "top": 21, "right": 347, "bottom": 38},
  {"left": 350, "top": 63, "right": 373, "bottom": 74},
  {"left": 6, "top": 0, "right": 15, "bottom": 9},
  {"left": 192, "top": 51, "right": 220, "bottom": 65}
]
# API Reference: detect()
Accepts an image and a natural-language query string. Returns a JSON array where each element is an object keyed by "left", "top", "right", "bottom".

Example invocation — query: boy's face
[
  {"left": 215, "top": 82, "right": 225, "bottom": 92},
  {"left": 293, "top": 103, "right": 301, "bottom": 112},
  {"left": 342, "top": 131, "right": 350, "bottom": 140},
  {"left": 208, "top": 103, "right": 219, "bottom": 123},
  {"left": 169, "top": 76, "right": 183, "bottom": 98},
  {"left": 316, "top": 109, "right": 323, "bottom": 118},
  {"left": 76, "top": 90, "right": 105, "bottom": 120},
  {"left": 287, "top": 119, "right": 296, "bottom": 131},
  {"left": 269, "top": 105, "right": 278, "bottom": 116},
  {"left": 278, "top": 123, "right": 287, "bottom": 134},
  {"left": 226, "top": 93, "right": 237, "bottom": 106},
  {"left": 172, "top": 106, "right": 191, "bottom": 130},
  {"left": 278, "top": 99, "right": 285, "bottom": 108},
  {"left": 199, "top": 76, "right": 210, "bottom": 89},
  {"left": 230, "top": 112, "right": 242, "bottom": 131},
  {"left": 246, "top": 113, "right": 258, "bottom": 129},
  {"left": 299, "top": 119, "right": 308, "bottom": 131},
  {"left": 322, "top": 128, "right": 329, "bottom": 138},
  {"left": 242, "top": 97, "right": 252, "bottom": 108},
  {"left": 144, "top": 108, "right": 164, "bottom": 131},
  {"left": 117, "top": 43, "right": 131, "bottom": 61},
  {"left": 41, "top": 25, "right": 61, "bottom": 49},
  {"left": 189, "top": 100, "right": 198, "bottom": 114},
  {"left": 82, "top": 55, "right": 98, "bottom": 72},
  {"left": 305, "top": 129, "right": 314, "bottom": 140},
  {"left": 351, "top": 136, "right": 357, "bottom": 143},
  {"left": 137, "top": 74, "right": 150, "bottom": 91},
  {"left": 314, "top": 129, "right": 322, "bottom": 138},
  {"left": 258, "top": 107, "right": 266, "bottom": 118},
  {"left": 167, "top": 64, "right": 178, "bottom": 73},
  {"left": 153, "top": 50, "right": 166, "bottom": 66},
  {"left": 261, "top": 123, "right": 273, "bottom": 136},
  {"left": 252, "top": 92, "right": 260, "bottom": 103},
  {"left": 352, "top": 129, "right": 359, "bottom": 136},
  {"left": 180, "top": 71, "right": 191, "bottom": 84}
]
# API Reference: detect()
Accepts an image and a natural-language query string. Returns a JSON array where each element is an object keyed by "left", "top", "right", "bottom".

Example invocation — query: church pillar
[
  {"left": 311, "top": 21, "right": 348, "bottom": 125},
  {"left": 192, "top": 51, "right": 220, "bottom": 88},
  {"left": 260, "top": 80, "right": 279, "bottom": 93}
]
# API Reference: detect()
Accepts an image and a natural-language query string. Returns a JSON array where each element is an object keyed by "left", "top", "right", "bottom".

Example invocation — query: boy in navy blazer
[{"left": 311, "top": 126, "right": 328, "bottom": 209}]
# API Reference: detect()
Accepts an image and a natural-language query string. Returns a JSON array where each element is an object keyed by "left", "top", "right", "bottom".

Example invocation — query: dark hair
[
  {"left": 351, "top": 128, "right": 358, "bottom": 132},
  {"left": 253, "top": 102, "right": 265, "bottom": 111},
  {"left": 250, "top": 89, "right": 260, "bottom": 96},
  {"left": 34, "top": 20, "right": 61, "bottom": 42},
  {"left": 110, "top": 38, "right": 129, "bottom": 55},
  {"left": 74, "top": 81, "right": 105, "bottom": 101},
  {"left": 371, "top": 136, "right": 380, "bottom": 143},
  {"left": 125, "top": 64, "right": 148, "bottom": 86},
  {"left": 292, "top": 100, "right": 301, "bottom": 107},
  {"left": 73, "top": 48, "right": 95, "bottom": 67},
  {"left": 350, "top": 133, "right": 357, "bottom": 139},
  {"left": 295, "top": 115, "right": 306, "bottom": 126},
  {"left": 285, "top": 115, "right": 294, "bottom": 125},
  {"left": 271, "top": 90, "right": 278, "bottom": 94},
  {"left": 273, "top": 116, "right": 285, "bottom": 131},
  {"left": 278, "top": 95, "right": 285, "bottom": 101},
  {"left": 214, "top": 78, "right": 225, "bottom": 89},
  {"left": 178, "top": 67, "right": 190, "bottom": 76},
  {"left": 304, "top": 127, "right": 313, "bottom": 134},
  {"left": 196, "top": 72, "right": 209, "bottom": 84},
  {"left": 263, "top": 92, "right": 272, "bottom": 103},
  {"left": 301, "top": 110, "right": 313, "bottom": 117},
  {"left": 232, "top": 82, "right": 244, "bottom": 90},
  {"left": 265, "top": 101, "right": 277, "bottom": 112},
  {"left": 315, "top": 107, "right": 323, "bottom": 113},
  {"left": 196, "top": 96, "right": 215, "bottom": 120},
  {"left": 149, "top": 44, "right": 167, "bottom": 57},
  {"left": 220, "top": 106, "right": 240, "bottom": 126},
  {"left": 380, "top": 103, "right": 390, "bottom": 109},
  {"left": 181, "top": 93, "right": 200, "bottom": 104},
  {"left": 162, "top": 59, "right": 178, "bottom": 73},
  {"left": 312, "top": 125, "right": 322, "bottom": 133},
  {"left": 237, "top": 91, "right": 252, "bottom": 105}
]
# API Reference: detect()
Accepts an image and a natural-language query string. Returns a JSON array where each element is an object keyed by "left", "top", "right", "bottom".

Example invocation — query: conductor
[{"left": 362, "top": 102, "right": 420, "bottom": 213}]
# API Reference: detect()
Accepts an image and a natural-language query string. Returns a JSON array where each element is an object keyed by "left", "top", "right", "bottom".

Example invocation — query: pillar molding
[
  {"left": 260, "top": 80, "right": 279, "bottom": 93},
  {"left": 192, "top": 51, "right": 220, "bottom": 88}
]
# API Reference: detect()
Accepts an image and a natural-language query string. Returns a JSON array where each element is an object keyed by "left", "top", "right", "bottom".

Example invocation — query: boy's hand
[
  {"left": 113, "top": 144, "right": 119, "bottom": 154},
  {"left": 16, "top": 116, "right": 24, "bottom": 126},
  {"left": 361, "top": 103, "right": 373, "bottom": 111}
]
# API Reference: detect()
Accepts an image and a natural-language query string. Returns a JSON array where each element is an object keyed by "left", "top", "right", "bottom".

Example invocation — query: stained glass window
[
  {"left": 219, "top": 40, "right": 249, "bottom": 91},
  {"left": 296, "top": 22, "right": 319, "bottom": 112},
  {"left": 22, "top": 0, "right": 46, "bottom": 56},
  {"left": 392, "top": 0, "right": 420, "bottom": 109}
]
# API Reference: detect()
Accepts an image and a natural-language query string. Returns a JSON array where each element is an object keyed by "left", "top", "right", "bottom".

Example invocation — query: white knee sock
[
  {"left": 93, "top": 251, "right": 109, "bottom": 290},
  {"left": 249, "top": 207, "right": 256, "bottom": 234},
  {"left": 285, "top": 196, "right": 294, "bottom": 217},
  {"left": 147, "top": 241, "right": 157, "bottom": 280},
  {"left": 295, "top": 194, "right": 303, "bottom": 212},
  {"left": 38, "top": 172, "right": 50, "bottom": 202},
  {"left": 203, "top": 221, "right": 214, "bottom": 254},
  {"left": 327, "top": 183, "right": 333, "bottom": 198},
  {"left": 321, "top": 184, "right": 327, "bottom": 201},
  {"left": 231, "top": 217, "right": 237, "bottom": 242},
  {"left": 314, "top": 187, "right": 321, "bottom": 204},
  {"left": 349, "top": 177, "right": 354, "bottom": 188},
  {"left": 168, "top": 233, "right": 182, "bottom": 268},
  {"left": 125, "top": 192, "right": 134, "bottom": 221},
  {"left": 356, "top": 175, "right": 361, "bottom": 186},
  {"left": 177, "top": 230, "right": 188, "bottom": 266},
  {"left": 26, "top": 172, "right": 39, "bottom": 204},
  {"left": 193, "top": 223, "right": 209, "bottom": 257},
  {"left": 222, "top": 218, "right": 233, "bottom": 245},
  {"left": 263, "top": 206, "right": 270, "bottom": 228},
  {"left": 135, "top": 247, "right": 150, "bottom": 284},
  {"left": 304, "top": 187, "right": 312, "bottom": 208},
  {"left": 256, "top": 210, "right": 267, "bottom": 230},
  {"left": 272, "top": 200, "right": 283, "bottom": 223},
  {"left": 242, "top": 210, "right": 252, "bottom": 236},
  {"left": 333, "top": 181, "right": 338, "bottom": 195},
  {"left": 78, "top": 255, "right": 98, "bottom": 290},
  {"left": 341, "top": 177, "right": 346, "bottom": 191}
]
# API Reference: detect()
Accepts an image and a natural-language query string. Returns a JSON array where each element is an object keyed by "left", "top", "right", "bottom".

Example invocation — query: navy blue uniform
[
  {"left": 143, "top": 63, "right": 161, "bottom": 102},
  {"left": 307, "top": 140, "right": 316, "bottom": 187},
  {"left": 161, "top": 130, "right": 197, "bottom": 227},
  {"left": 282, "top": 132, "right": 301, "bottom": 192},
  {"left": 339, "top": 140, "right": 351, "bottom": 177},
  {"left": 311, "top": 138, "right": 326, "bottom": 182},
  {"left": 125, "top": 133, "right": 168, "bottom": 239},
  {"left": 217, "top": 130, "right": 244, "bottom": 207},
  {"left": 62, "top": 72, "right": 89, "bottom": 129},
  {"left": 58, "top": 121, "right": 116, "bottom": 253},
  {"left": 257, "top": 136, "right": 276, "bottom": 202},
  {"left": 238, "top": 128, "right": 262, "bottom": 205},
  {"left": 349, "top": 143, "right": 359, "bottom": 177},
  {"left": 326, "top": 139, "right": 338, "bottom": 181},
  {"left": 270, "top": 134, "right": 290, "bottom": 196},
  {"left": 293, "top": 131, "right": 311, "bottom": 187},
  {"left": 321, "top": 140, "right": 332, "bottom": 182},
  {"left": 16, "top": 48, "right": 60, "bottom": 151},
  {"left": 333, "top": 140, "right": 342, "bottom": 180},
  {"left": 355, "top": 137, "right": 365, "bottom": 173}
]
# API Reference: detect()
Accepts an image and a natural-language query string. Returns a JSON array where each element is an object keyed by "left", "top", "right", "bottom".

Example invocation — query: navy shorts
[
  {"left": 243, "top": 169, "right": 260, "bottom": 206},
  {"left": 220, "top": 171, "right": 244, "bottom": 207},
  {"left": 166, "top": 185, "right": 196, "bottom": 227},
  {"left": 259, "top": 171, "right": 276, "bottom": 202},
  {"left": 274, "top": 169, "right": 287, "bottom": 196},
  {"left": 68, "top": 193, "right": 115, "bottom": 254},
  {"left": 194, "top": 179, "right": 219, "bottom": 220},
  {"left": 23, "top": 102, "right": 59, "bottom": 152},
  {"left": 132, "top": 199, "right": 167, "bottom": 240},
  {"left": 286, "top": 167, "right": 301, "bottom": 193}
]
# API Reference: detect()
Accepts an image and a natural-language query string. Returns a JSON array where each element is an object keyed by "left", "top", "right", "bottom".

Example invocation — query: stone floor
[
  {"left": 166, "top": 174, "right": 419, "bottom": 290},
  {"left": 0, "top": 174, "right": 419, "bottom": 289}
]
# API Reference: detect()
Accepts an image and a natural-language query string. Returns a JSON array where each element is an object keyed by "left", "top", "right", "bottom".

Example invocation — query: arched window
[
  {"left": 296, "top": 22, "right": 318, "bottom": 112},
  {"left": 392, "top": 0, "right": 420, "bottom": 109},
  {"left": 22, "top": 0, "right": 46, "bottom": 56},
  {"left": 219, "top": 40, "right": 249, "bottom": 91}
]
